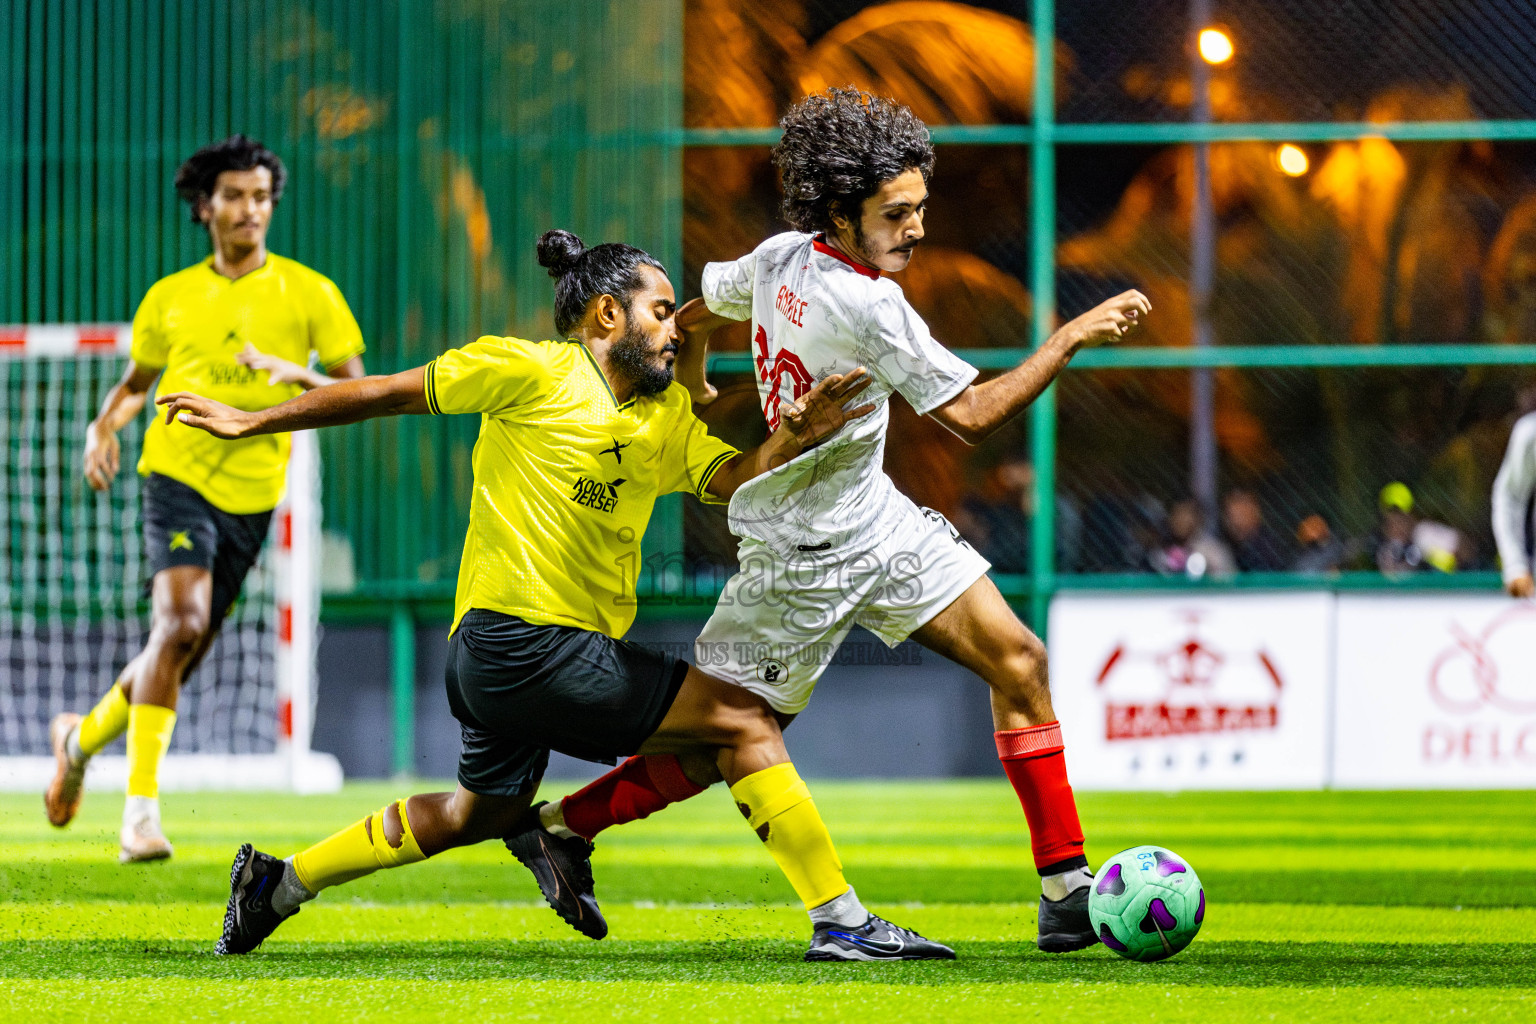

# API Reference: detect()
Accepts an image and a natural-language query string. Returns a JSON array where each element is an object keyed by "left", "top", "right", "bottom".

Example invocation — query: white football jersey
[
  {"left": 702, "top": 231, "right": 977, "bottom": 553},
  {"left": 1492, "top": 411, "right": 1536, "bottom": 584}
]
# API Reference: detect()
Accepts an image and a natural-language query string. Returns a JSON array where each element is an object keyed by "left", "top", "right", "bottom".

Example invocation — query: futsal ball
[{"left": 1088, "top": 845, "right": 1205, "bottom": 961}]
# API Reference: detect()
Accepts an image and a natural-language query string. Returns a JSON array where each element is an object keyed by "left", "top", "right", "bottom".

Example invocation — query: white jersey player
[
  {"left": 673, "top": 89, "right": 1149, "bottom": 950},
  {"left": 1492, "top": 390, "right": 1536, "bottom": 599},
  {"left": 689, "top": 227, "right": 987, "bottom": 706},
  {"left": 532, "top": 89, "right": 1149, "bottom": 956}
]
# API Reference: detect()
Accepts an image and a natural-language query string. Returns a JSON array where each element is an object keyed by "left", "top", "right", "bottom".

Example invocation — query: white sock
[
  {"left": 123, "top": 794, "right": 160, "bottom": 828},
  {"left": 539, "top": 799, "right": 579, "bottom": 840},
  {"left": 808, "top": 886, "right": 869, "bottom": 928},
  {"left": 1042, "top": 865, "right": 1094, "bottom": 902},
  {"left": 272, "top": 857, "right": 318, "bottom": 917},
  {"left": 65, "top": 726, "right": 86, "bottom": 766}
]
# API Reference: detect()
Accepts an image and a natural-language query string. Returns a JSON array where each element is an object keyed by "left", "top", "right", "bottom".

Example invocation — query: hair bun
[{"left": 536, "top": 229, "right": 585, "bottom": 277}]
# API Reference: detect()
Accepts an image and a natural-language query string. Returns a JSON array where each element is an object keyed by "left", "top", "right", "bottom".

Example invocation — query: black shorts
[
  {"left": 141, "top": 473, "right": 274, "bottom": 631},
  {"left": 445, "top": 610, "right": 690, "bottom": 797}
]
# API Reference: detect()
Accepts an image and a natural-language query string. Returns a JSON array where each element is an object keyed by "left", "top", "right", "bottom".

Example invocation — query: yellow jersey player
[
  {"left": 162, "top": 230, "right": 953, "bottom": 962},
  {"left": 44, "top": 135, "right": 367, "bottom": 863}
]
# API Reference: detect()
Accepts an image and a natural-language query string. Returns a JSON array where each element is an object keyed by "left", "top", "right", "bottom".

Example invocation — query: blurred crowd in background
[{"left": 955, "top": 455, "right": 1494, "bottom": 578}]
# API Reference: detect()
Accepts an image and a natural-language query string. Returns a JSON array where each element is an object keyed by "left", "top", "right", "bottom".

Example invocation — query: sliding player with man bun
[{"left": 163, "top": 228, "right": 954, "bottom": 961}]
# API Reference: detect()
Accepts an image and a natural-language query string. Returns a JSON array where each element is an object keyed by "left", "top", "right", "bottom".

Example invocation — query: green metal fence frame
[{"left": 287, "top": 0, "right": 1536, "bottom": 771}]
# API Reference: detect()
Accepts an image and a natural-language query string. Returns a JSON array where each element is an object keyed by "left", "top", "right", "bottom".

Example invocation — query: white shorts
[{"left": 694, "top": 498, "right": 992, "bottom": 713}]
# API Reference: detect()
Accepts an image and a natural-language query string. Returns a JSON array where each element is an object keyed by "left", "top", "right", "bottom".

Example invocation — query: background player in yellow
[{"left": 44, "top": 135, "right": 367, "bottom": 864}]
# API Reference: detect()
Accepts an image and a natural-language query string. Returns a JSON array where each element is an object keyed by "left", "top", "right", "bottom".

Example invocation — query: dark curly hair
[
  {"left": 537, "top": 229, "right": 667, "bottom": 336},
  {"left": 174, "top": 134, "right": 287, "bottom": 224},
  {"left": 772, "top": 88, "right": 935, "bottom": 235}
]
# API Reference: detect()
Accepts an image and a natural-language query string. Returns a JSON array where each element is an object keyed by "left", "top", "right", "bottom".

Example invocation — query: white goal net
[{"left": 0, "top": 325, "right": 339, "bottom": 792}]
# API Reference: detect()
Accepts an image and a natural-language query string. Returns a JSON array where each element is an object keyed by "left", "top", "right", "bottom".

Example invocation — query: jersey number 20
[{"left": 753, "top": 325, "right": 814, "bottom": 431}]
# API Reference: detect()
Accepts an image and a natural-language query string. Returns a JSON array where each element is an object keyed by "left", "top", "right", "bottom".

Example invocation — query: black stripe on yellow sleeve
[
  {"left": 424, "top": 358, "right": 442, "bottom": 415},
  {"left": 696, "top": 449, "right": 738, "bottom": 502},
  {"left": 321, "top": 343, "right": 366, "bottom": 373}
]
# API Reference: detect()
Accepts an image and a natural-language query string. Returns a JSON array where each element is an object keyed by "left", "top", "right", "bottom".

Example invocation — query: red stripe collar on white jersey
[{"left": 811, "top": 234, "right": 881, "bottom": 280}]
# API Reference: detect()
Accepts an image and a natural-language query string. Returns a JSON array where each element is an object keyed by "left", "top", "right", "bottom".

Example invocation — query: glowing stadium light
[
  {"left": 1198, "top": 28, "right": 1234, "bottom": 65},
  {"left": 1275, "top": 143, "right": 1309, "bottom": 176}
]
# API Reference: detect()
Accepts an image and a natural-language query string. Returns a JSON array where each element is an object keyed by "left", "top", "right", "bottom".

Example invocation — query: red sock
[
  {"left": 996, "top": 722, "right": 1088, "bottom": 874},
  {"left": 560, "top": 755, "right": 707, "bottom": 840}
]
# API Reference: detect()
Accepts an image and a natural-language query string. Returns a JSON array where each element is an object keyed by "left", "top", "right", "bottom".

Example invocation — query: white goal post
[{"left": 0, "top": 324, "right": 341, "bottom": 792}]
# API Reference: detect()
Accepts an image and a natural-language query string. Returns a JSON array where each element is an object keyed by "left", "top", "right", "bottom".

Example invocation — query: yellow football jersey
[
  {"left": 427, "top": 336, "right": 740, "bottom": 638},
  {"left": 132, "top": 253, "right": 365, "bottom": 513}
]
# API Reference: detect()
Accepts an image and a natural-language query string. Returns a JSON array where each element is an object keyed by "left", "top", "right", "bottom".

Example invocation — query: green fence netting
[{"left": 4, "top": 0, "right": 1535, "bottom": 627}]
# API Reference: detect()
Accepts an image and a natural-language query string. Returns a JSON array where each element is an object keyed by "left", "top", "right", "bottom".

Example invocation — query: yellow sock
[
  {"left": 291, "top": 799, "right": 428, "bottom": 893},
  {"left": 76, "top": 682, "right": 130, "bottom": 756},
  {"left": 729, "top": 762, "right": 848, "bottom": 909},
  {"left": 125, "top": 703, "right": 176, "bottom": 799}
]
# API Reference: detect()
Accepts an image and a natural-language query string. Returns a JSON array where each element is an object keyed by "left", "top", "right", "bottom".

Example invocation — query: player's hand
[
  {"left": 687, "top": 376, "right": 719, "bottom": 407},
  {"left": 674, "top": 298, "right": 720, "bottom": 407},
  {"left": 82, "top": 420, "right": 121, "bottom": 491},
  {"left": 1509, "top": 574, "right": 1535, "bottom": 599},
  {"left": 677, "top": 330, "right": 718, "bottom": 408},
  {"left": 155, "top": 392, "right": 258, "bottom": 439},
  {"left": 1058, "top": 289, "right": 1151, "bottom": 350},
  {"left": 779, "top": 367, "right": 876, "bottom": 448},
  {"left": 238, "top": 343, "right": 314, "bottom": 387}
]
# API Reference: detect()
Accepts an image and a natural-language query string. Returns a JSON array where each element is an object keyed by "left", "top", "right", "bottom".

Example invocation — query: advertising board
[
  {"left": 1050, "top": 593, "right": 1333, "bottom": 789},
  {"left": 1332, "top": 596, "right": 1536, "bottom": 787}
]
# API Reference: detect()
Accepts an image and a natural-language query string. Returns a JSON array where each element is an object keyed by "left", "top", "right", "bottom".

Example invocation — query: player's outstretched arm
[
  {"left": 929, "top": 289, "right": 1150, "bottom": 444},
  {"left": 156, "top": 367, "right": 429, "bottom": 439},
  {"left": 705, "top": 368, "right": 876, "bottom": 500},
  {"left": 83, "top": 360, "right": 161, "bottom": 491},
  {"left": 674, "top": 297, "right": 737, "bottom": 407}
]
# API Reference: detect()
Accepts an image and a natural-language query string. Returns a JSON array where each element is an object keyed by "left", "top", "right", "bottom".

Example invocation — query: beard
[
  {"left": 849, "top": 220, "right": 911, "bottom": 266},
  {"left": 849, "top": 219, "right": 876, "bottom": 263},
  {"left": 607, "top": 318, "right": 675, "bottom": 397}
]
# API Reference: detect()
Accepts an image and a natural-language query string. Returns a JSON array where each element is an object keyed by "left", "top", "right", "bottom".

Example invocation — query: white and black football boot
[
  {"left": 505, "top": 802, "right": 608, "bottom": 940},
  {"left": 804, "top": 914, "right": 956, "bottom": 962},
  {"left": 216, "top": 843, "right": 298, "bottom": 955}
]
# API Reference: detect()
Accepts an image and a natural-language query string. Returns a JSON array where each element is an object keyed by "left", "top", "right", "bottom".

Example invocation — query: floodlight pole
[
  {"left": 1190, "top": 0, "right": 1220, "bottom": 526},
  {"left": 1029, "top": 0, "right": 1057, "bottom": 635}
]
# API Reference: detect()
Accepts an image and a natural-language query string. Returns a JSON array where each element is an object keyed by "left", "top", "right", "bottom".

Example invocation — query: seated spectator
[
  {"left": 1293, "top": 514, "right": 1346, "bottom": 573},
  {"left": 957, "top": 458, "right": 1033, "bottom": 573},
  {"left": 1150, "top": 498, "right": 1236, "bottom": 579},
  {"left": 1220, "top": 489, "right": 1290, "bottom": 571},
  {"left": 1374, "top": 482, "right": 1426, "bottom": 575},
  {"left": 1081, "top": 491, "right": 1150, "bottom": 572},
  {"left": 955, "top": 457, "right": 1087, "bottom": 574}
]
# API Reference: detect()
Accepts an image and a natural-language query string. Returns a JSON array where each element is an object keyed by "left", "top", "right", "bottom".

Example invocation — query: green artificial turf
[{"left": 2, "top": 782, "right": 1533, "bottom": 1021}]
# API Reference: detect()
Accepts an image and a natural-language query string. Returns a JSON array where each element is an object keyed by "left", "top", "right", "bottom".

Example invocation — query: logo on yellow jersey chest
[
  {"left": 572, "top": 476, "right": 625, "bottom": 513},
  {"left": 209, "top": 329, "right": 259, "bottom": 386}
]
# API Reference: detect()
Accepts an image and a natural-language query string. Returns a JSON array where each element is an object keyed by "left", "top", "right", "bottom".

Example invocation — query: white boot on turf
[{"left": 119, "top": 795, "right": 173, "bottom": 864}]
